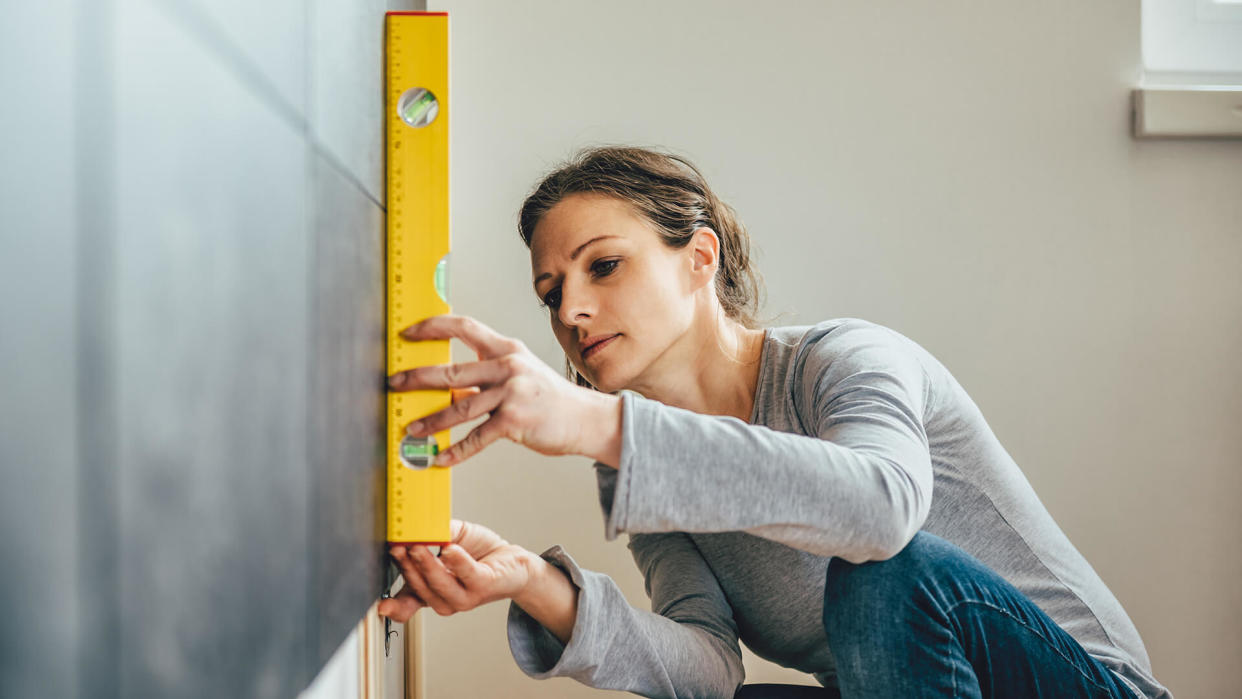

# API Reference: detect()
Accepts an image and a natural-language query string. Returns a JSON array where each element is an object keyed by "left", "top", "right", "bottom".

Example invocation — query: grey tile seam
[
  {"left": 156, "top": 0, "right": 307, "bottom": 133},
  {"left": 303, "top": 0, "right": 316, "bottom": 689},
  {"left": 317, "top": 145, "right": 386, "bottom": 211},
  {"left": 158, "top": 0, "right": 386, "bottom": 212},
  {"left": 76, "top": 0, "right": 121, "bottom": 695}
]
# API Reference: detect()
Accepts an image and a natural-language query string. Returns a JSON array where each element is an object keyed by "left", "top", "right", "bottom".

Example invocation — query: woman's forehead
[
  {"left": 538, "top": 193, "right": 640, "bottom": 232},
  {"left": 531, "top": 195, "right": 649, "bottom": 255}
]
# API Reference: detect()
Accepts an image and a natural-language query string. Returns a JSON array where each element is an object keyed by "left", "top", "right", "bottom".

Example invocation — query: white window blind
[
  {"left": 1135, "top": 0, "right": 1242, "bottom": 137},
  {"left": 1142, "top": 0, "right": 1242, "bottom": 83}
]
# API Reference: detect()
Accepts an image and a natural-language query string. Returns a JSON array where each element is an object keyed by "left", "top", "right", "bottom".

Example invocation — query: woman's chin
[
  {"left": 585, "top": 374, "right": 612, "bottom": 393},
  {"left": 580, "top": 354, "right": 640, "bottom": 394},
  {"left": 582, "top": 367, "right": 619, "bottom": 394}
]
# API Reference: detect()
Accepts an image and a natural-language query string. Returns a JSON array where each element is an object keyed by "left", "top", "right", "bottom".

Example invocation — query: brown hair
[{"left": 517, "top": 145, "right": 767, "bottom": 389}]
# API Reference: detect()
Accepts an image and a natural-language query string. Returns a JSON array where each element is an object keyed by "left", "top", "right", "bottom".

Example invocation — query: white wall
[{"left": 422, "top": 1, "right": 1241, "bottom": 697}]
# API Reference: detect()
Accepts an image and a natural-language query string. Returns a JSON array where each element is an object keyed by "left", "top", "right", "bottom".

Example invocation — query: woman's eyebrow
[{"left": 532, "top": 235, "right": 622, "bottom": 289}]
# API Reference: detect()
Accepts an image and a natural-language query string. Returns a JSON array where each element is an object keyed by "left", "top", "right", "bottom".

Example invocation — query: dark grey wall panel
[
  {"left": 2, "top": 0, "right": 409, "bottom": 694},
  {"left": 112, "top": 0, "right": 310, "bottom": 694},
  {"left": 304, "top": 0, "right": 424, "bottom": 681},
  {"left": 0, "top": 3, "right": 82, "bottom": 697},
  {"left": 310, "top": 0, "right": 386, "bottom": 204},
  {"left": 307, "top": 152, "right": 388, "bottom": 671},
  {"left": 310, "top": 0, "right": 423, "bottom": 204}
]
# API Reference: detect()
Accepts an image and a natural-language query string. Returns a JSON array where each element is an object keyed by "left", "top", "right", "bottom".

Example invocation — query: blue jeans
[{"left": 735, "top": 532, "right": 1139, "bottom": 699}]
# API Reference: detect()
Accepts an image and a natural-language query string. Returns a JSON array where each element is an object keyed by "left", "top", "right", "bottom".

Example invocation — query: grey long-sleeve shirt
[{"left": 506, "top": 318, "right": 1172, "bottom": 699}]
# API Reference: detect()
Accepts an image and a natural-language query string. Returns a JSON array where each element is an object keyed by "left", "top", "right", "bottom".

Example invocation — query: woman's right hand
[{"left": 378, "top": 519, "right": 538, "bottom": 622}]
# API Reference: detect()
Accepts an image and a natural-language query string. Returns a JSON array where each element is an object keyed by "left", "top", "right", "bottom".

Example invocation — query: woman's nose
[{"left": 557, "top": 279, "right": 594, "bottom": 326}]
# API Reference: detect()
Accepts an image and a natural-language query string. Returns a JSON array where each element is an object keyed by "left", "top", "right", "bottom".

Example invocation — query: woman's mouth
[{"left": 582, "top": 334, "right": 619, "bottom": 360}]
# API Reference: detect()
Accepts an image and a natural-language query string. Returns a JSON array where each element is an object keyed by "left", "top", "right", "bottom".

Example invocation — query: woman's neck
[{"left": 624, "top": 313, "right": 767, "bottom": 422}]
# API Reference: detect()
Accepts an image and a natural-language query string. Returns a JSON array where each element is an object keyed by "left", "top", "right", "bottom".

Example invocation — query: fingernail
[
  {"left": 388, "top": 373, "right": 405, "bottom": 388},
  {"left": 407, "top": 420, "right": 424, "bottom": 435}
]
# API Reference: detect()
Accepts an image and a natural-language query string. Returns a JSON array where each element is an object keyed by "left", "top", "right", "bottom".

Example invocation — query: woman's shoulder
[
  {"left": 768, "top": 316, "right": 938, "bottom": 415},
  {"left": 769, "top": 316, "right": 930, "bottom": 369}
]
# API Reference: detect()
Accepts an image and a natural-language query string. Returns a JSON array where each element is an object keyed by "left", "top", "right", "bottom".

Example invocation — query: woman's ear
[{"left": 688, "top": 226, "right": 720, "bottom": 288}]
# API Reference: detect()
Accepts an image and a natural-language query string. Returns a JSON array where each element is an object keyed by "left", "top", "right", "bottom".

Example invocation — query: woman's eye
[
  {"left": 592, "top": 259, "right": 619, "bottom": 276},
  {"left": 539, "top": 260, "right": 618, "bottom": 311}
]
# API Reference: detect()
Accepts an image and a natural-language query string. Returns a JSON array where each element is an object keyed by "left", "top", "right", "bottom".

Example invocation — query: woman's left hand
[
  {"left": 387, "top": 314, "right": 621, "bottom": 467},
  {"left": 378, "top": 519, "right": 539, "bottom": 622}
]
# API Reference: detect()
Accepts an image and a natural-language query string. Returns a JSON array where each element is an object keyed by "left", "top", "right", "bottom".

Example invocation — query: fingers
[
  {"left": 388, "top": 357, "right": 508, "bottom": 393},
  {"left": 377, "top": 587, "right": 424, "bottom": 623},
  {"left": 412, "top": 546, "right": 477, "bottom": 611},
  {"left": 449, "top": 518, "right": 468, "bottom": 545},
  {"left": 393, "top": 544, "right": 482, "bottom": 615},
  {"left": 405, "top": 385, "right": 505, "bottom": 439},
  {"left": 390, "top": 546, "right": 455, "bottom": 616},
  {"left": 435, "top": 411, "right": 507, "bottom": 466},
  {"left": 449, "top": 519, "right": 509, "bottom": 561},
  {"left": 386, "top": 540, "right": 502, "bottom": 617},
  {"left": 438, "top": 544, "right": 484, "bottom": 588},
  {"left": 399, "top": 314, "right": 523, "bottom": 360}
]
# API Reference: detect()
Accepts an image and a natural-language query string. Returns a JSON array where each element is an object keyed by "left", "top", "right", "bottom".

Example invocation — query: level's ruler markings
[{"left": 385, "top": 11, "right": 451, "bottom": 546}]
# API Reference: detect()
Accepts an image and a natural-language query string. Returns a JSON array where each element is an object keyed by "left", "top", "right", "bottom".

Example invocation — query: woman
[{"left": 377, "top": 146, "right": 1171, "bottom": 699}]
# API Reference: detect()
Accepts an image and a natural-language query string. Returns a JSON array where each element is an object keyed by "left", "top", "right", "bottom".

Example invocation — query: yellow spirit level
[{"left": 385, "top": 10, "right": 451, "bottom": 546}]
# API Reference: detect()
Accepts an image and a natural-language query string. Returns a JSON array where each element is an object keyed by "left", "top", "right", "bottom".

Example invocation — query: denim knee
[{"left": 821, "top": 531, "right": 951, "bottom": 634}]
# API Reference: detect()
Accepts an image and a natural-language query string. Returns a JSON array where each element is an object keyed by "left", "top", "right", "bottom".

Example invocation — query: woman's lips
[{"left": 582, "top": 334, "right": 619, "bottom": 360}]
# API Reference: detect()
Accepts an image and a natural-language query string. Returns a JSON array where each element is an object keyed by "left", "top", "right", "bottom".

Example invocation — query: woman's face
[{"left": 530, "top": 192, "right": 710, "bottom": 393}]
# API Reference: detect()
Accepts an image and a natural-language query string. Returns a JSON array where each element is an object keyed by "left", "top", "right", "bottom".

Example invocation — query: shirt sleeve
[
  {"left": 600, "top": 320, "right": 934, "bottom": 563},
  {"left": 506, "top": 534, "right": 745, "bottom": 699}
]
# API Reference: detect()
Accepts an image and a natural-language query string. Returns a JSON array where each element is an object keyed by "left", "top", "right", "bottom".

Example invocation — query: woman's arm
[
  {"left": 600, "top": 321, "right": 935, "bottom": 563},
  {"left": 511, "top": 554, "right": 579, "bottom": 644},
  {"left": 507, "top": 535, "right": 745, "bottom": 698},
  {"left": 577, "top": 387, "right": 623, "bottom": 468}
]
